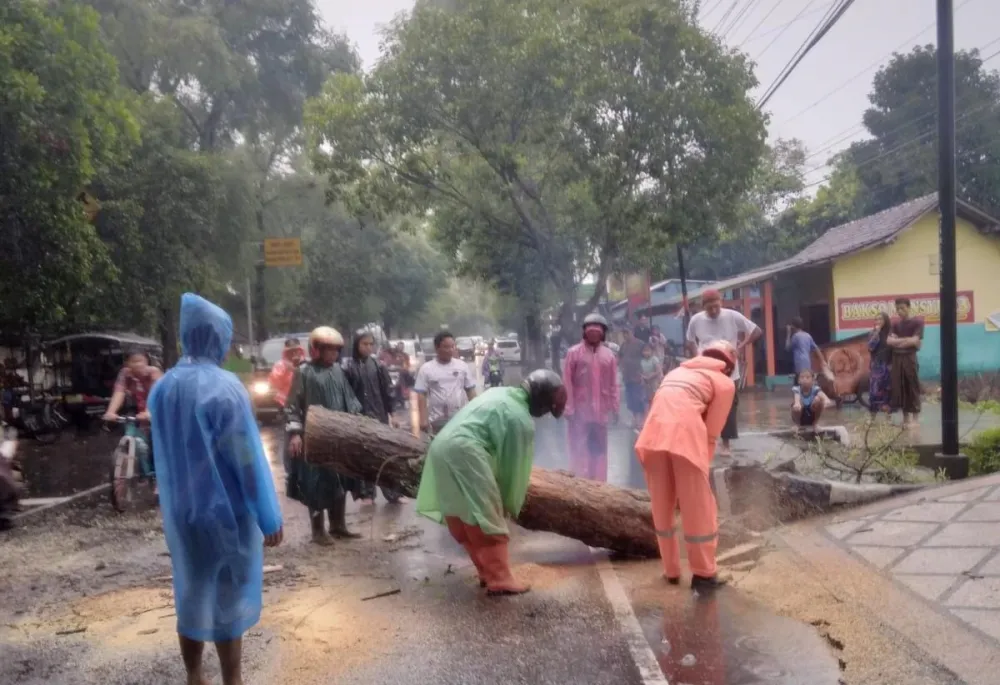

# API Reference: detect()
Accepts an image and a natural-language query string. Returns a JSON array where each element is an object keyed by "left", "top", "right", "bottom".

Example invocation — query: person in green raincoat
[
  {"left": 286, "top": 326, "right": 364, "bottom": 545},
  {"left": 416, "top": 369, "right": 567, "bottom": 596}
]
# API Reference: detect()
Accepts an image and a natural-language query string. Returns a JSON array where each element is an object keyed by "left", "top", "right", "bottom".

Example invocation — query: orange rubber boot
[
  {"left": 445, "top": 516, "right": 487, "bottom": 588},
  {"left": 471, "top": 529, "right": 530, "bottom": 597}
]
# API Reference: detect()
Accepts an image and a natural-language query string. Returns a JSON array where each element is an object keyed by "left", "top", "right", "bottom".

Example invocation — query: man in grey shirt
[{"left": 685, "top": 289, "right": 761, "bottom": 456}]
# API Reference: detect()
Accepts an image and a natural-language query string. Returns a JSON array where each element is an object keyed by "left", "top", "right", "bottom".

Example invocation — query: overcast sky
[{"left": 314, "top": 0, "right": 998, "bottom": 187}]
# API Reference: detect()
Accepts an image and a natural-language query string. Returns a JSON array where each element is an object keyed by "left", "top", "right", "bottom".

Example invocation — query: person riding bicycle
[
  {"left": 103, "top": 349, "right": 162, "bottom": 477},
  {"left": 481, "top": 341, "right": 504, "bottom": 388}
]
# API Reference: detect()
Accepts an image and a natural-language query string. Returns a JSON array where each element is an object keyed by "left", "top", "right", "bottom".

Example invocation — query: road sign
[{"left": 263, "top": 238, "right": 302, "bottom": 267}]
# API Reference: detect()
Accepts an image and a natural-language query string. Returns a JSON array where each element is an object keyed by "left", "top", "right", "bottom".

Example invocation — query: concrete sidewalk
[{"left": 773, "top": 473, "right": 1000, "bottom": 685}]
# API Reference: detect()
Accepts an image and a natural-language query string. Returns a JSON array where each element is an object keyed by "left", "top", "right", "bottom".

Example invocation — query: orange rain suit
[
  {"left": 634, "top": 356, "right": 735, "bottom": 579},
  {"left": 269, "top": 347, "right": 302, "bottom": 407}
]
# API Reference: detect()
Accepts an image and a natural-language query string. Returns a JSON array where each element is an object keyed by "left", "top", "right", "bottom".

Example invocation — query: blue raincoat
[{"left": 148, "top": 293, "right": 282, "bottom": 643}]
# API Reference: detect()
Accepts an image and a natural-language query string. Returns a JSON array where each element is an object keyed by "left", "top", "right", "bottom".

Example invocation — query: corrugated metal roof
[{"left": 638, "top": 193, "right": 999, "bottom": 313}]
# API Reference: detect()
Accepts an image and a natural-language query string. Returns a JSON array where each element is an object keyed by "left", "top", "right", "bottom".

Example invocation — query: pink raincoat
[{"left": 562, "top": 341, "right": 620, "bottom": 480}]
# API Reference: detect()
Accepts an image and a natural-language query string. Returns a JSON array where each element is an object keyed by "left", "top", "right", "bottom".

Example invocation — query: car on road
[
  {"left": 455, "top": 336, "right": 476, "bottom": 362},
  {"left": 249, "top": 333, "right": 309, "bottom": 421},
  {"left": 495, "top": 338, "right": 521, "bottom": 363}
]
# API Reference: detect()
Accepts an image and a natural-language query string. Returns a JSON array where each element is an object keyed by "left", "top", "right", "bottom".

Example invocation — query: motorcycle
[
  {"left": 387, "top": 365, "right": 410, "bottom": 410},
  {"left": 484, "top": 357, "right": 504, "bottom": 388}
]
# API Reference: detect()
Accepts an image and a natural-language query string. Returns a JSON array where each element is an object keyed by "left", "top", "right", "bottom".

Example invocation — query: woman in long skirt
[{"left": 867, "top": 313, "right": 892, "bottom": 414}]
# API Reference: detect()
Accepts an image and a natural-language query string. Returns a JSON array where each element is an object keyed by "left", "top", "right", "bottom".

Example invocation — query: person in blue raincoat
[{"left": 148, "top": 293, "right": 283, "bottom": 685}]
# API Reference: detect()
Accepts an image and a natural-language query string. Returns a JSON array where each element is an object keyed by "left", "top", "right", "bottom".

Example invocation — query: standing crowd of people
[{"left": 69, "top": 287, "right": 929, "bottom": 685}]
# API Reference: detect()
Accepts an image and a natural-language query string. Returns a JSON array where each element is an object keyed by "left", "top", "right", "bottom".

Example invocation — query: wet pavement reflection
[{"left": 637, "top": 589, "right": 843, "bottom": 685}]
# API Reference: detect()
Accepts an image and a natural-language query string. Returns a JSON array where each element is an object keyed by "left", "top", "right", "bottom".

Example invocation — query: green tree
[
  {"left": 827, "top": 45, "right": 1000, "bottom": 216},
  {"left": 306, "top": 0, "right": 765, "bottom": 362},
  {"left": 0, "top": 0, "right": 138, "bottom": 337}
]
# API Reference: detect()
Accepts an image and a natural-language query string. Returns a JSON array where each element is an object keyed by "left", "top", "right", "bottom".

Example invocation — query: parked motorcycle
[{"left": 6, "top": 395, "right": 67, "bottom": 443}]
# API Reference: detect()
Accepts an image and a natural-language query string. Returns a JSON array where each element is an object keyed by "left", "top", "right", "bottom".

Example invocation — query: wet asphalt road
[{"left": 2, "top": 360, "right": 844, "bottom": 685}]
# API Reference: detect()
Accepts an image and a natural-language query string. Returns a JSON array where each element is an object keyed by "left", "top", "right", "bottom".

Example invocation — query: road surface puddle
[{"left": 637, "top": 587, "right": 843, "bottom": 684}]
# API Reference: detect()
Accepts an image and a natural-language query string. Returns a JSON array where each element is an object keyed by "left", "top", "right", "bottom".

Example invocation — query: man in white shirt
[
  {"left": 415, "top": 331, "right": 478, "bottom": 433},
  {"left": 685, "top": 289, "right": 762, "bottom": 456}
]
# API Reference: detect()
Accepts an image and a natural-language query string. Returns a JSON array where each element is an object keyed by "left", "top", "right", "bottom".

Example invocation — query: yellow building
[{"left": 662, "top": 194, "right": 1000, "bottom": 383}]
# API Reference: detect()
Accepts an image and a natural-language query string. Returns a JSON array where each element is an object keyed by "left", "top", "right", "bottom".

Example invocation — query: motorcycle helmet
[
  {"left": 521, "top": 369, "right": 567, "bottom": 418},
  {"left": 582, "top": 312, "right": 609, "bottom": 331},
  {"left": 308, "top": 326, "right": 344, "bottom": 361}
]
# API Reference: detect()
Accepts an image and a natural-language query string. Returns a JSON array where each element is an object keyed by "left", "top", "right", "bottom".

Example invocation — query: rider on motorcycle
[{"left": 481, "top": 341, "right": 504, "bottom": 388}]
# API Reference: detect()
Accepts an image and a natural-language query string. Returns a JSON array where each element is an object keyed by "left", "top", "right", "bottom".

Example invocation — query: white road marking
[{"left": 591, "top": 549, "right": 670, "bottom": 685}]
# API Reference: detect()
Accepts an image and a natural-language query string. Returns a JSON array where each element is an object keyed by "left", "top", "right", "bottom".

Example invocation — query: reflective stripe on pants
[{"left": 643, "top": 454, "right": 719, "bottom": 578}]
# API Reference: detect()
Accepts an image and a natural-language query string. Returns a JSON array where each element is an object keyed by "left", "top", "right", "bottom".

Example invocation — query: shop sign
[{"left": 836, "top": 291, "right": 975, "bottom": 329}]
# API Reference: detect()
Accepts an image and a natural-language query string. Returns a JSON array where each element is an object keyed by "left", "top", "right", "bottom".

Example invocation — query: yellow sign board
[{"left": 263, "top": 238, "right": 302, "bottom": 267}]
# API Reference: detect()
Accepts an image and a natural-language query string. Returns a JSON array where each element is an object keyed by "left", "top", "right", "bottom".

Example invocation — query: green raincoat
[
  {"left": 285, "top": 361, "right": 363, "bottom": 509},
  {"left": 416, "top": 387, "right": 535, "bottom": 536}
]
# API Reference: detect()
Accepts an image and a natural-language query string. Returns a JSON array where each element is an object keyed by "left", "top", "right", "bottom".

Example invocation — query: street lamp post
[{"left": 936, "top": 0, "right": 966, "bottom": 476}]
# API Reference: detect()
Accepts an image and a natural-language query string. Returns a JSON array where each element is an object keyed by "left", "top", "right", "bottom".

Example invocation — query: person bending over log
[
  {"left": 415, "top": 369, "right": 567, "bottom": 596},
  {"left": 635, "top": 340, "right": 737, "bottom": 592}
]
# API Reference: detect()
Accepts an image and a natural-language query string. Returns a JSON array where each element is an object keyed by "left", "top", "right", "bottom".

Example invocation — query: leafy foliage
[
  {"left": 306, "top": 0, "right": 766, "bottom": 358},
  {"left": 0, "top": 0, "right": 138, "bottom": 335}
]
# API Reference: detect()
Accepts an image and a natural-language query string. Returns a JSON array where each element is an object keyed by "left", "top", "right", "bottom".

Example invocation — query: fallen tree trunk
[
  {"left": 304, "top": 408, "right": 662, "bottom": 556},
  {"left": 303, "top": 408, "right": 921, "bottom": 558}
]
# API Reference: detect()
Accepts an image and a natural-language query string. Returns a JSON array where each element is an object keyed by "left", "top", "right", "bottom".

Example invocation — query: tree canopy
[
  {"left": 0, "top": 0, "right": 138, "bottom": 336},
  {"left": 306, "top": 0, "right": 767, "bottom": 360}
]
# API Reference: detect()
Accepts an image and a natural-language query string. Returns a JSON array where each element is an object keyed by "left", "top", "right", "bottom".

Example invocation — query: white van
[{"left": 495, "top": 338, "right": 521, "bottom": 363}]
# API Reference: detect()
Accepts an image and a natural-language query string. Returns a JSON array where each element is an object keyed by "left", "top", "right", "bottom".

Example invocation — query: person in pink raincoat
[
  {"left": 635, "top": 340, "right": 736, "bottom": 592},
  {"left": 562, "top": 313, "right": 620, "bottom": 481}
]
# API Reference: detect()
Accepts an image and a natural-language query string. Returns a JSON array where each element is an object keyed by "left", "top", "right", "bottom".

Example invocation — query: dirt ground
[{"left": 0, "top": 497, "right": 437, "bottom": 685}]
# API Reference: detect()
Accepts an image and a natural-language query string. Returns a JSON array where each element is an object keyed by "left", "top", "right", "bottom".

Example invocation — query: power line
[
  {"left": 801, "top": 98, "right": 1000, "bottom": 188},
  {"left": 757, "top": 0, "right": 859, "bottom": 109},
  {"left": 699, "top": 0, "right": 726, "bottom": 19},
  {"left": 736, "top": 0, "right": 787, "bottom": 47},
  {"left": 721, "top": 0, "right": 761, "bottom": 39},
  {"left": 740, "top": 1, "right": 837, "bottom": 47},
  {"left": 778, "top": 0, "right": 980, "bottom": 126},
  {"left": 712, "top": 1, "right": 740, "bottom": 34},
  {"left": 753, "top": 0, "right": 822, "bottom": 62},
  {"left": 800, "top": 38, "right": 1000, "bottom": 170}
]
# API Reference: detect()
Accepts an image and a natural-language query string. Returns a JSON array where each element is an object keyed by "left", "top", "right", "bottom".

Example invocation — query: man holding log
[
  {"left": 415, "top": 369, "right": 567, "bottom": 596},
  {"left": 286, "top": 326, "right": 365, "bottom": 545}
]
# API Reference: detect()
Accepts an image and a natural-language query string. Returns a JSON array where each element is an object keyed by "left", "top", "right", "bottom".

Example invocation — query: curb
[{"left": 12, "top": 483, "right": 110, "bottom": 521}]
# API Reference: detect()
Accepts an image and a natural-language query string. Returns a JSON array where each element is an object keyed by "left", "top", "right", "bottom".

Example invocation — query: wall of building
[{"left": 831, "top": 212, "right": 1000, "bottom": 377}]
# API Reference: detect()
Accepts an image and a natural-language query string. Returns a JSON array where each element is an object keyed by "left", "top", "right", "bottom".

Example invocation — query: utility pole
[
  {"left": 255, "top": 250, "right": 267, "bottom": 344},
  {"left": 937, "top": 0, "right": 965, "bottom": 476},
  {"left": 245, "top": 276, "right": 254, "bottom": 357},
  {"left": 677, "top": 244, "right": 691, "bottom": 333}
]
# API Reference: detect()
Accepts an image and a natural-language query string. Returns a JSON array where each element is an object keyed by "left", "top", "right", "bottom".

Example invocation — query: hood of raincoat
[
  {"left": 679, "top": 355, "right": 728, "bottom": 374},
  {"left": 179, "top": 293, "right": 232, "bottom": 365}
]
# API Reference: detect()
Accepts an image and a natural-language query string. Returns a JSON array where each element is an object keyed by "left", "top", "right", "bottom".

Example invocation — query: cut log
[
  {"left": 305, "top": 408, "right": 659, "bottom": 558},
  {"left": 303, "top": 408, "right": 921, "bottom": 558}
]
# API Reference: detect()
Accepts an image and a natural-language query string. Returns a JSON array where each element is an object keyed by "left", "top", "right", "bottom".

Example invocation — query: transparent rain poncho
[
  {"left": 148, "top": 293, "right": 282, "bottom": 643},
  {"left": 416, "top": 387, "right": 535, "bottom": 536}
]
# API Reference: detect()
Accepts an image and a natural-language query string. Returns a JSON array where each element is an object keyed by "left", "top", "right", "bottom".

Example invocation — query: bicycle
[{"left": 105, "top": 416, "right": 155, "bottom": 513}]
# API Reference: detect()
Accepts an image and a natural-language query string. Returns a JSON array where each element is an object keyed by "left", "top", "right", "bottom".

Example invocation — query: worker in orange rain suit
[
  {"left": 269, "top": 338, "right": 305, "bottom": 494},
  {"left": 635, "top": 340, "right": 737, "bottom": 591}
]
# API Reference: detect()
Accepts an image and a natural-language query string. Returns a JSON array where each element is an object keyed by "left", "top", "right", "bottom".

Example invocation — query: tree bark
[{"left": 305, "top": 407, "right": 659, "bottom": 557}]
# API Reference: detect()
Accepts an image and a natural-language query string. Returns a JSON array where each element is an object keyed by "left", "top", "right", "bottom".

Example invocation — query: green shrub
[{"left": 968, "top": 427, "right": 1000, "bottom": 475}]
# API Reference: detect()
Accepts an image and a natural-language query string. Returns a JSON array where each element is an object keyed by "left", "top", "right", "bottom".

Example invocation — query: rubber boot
[
  {"left": 691, "top": 574, "right": 727, "bottom": 592},
  {"left": 445, "top": 518, "right": 487, "bottom": 588},
  {"left": 310, "top": 509, "right": 333, "bottom": 546},
  {"left": 477, "top": 536, "right": 530, "bottom": 597},
  {"left": 329, "top": 493, "right": 361, "bottom": 539}
]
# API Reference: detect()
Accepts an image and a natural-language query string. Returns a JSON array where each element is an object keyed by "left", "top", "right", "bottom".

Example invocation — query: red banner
[{"left": 836, "top": 291, "right": 975, "bottom": 329}]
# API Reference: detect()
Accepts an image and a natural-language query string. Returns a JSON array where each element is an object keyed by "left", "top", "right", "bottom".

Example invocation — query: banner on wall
[{"left": 836, "top": 291, "right": 975, "bottom": 330}]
